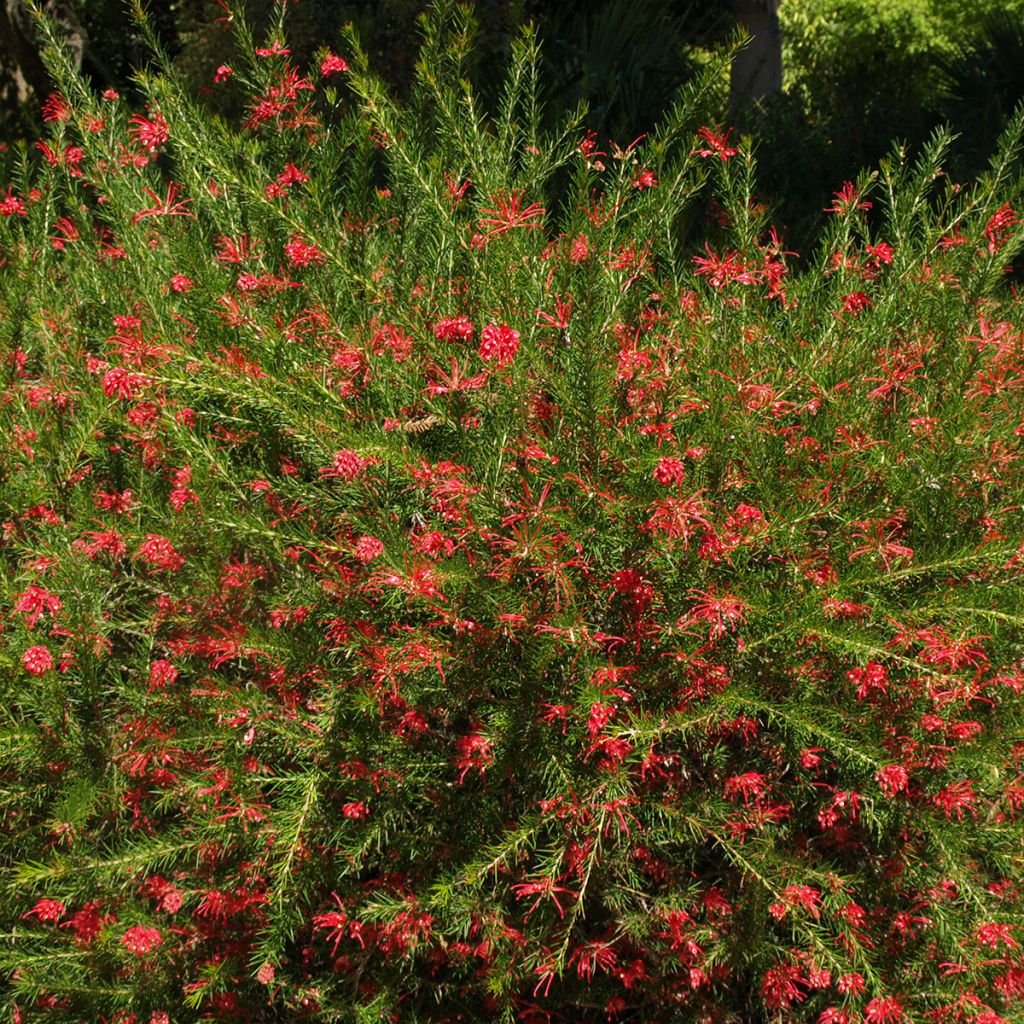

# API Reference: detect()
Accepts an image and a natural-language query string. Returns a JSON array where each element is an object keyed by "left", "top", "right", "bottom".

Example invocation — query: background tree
[{"left": 730, "top": 0, "right": 781, "bottom": 111}]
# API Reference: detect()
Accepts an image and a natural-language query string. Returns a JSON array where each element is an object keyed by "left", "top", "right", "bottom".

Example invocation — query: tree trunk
[{"left": 730, "top": 0, "right": 782, "bottom": 113}]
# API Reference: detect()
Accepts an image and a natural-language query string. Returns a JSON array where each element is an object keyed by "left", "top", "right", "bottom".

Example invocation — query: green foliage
[
  {"left": 776, "top": 0, "right": 939, "bottom": 195},
  {"left": 745, "top": 0, "right": 1024, "bottom": 248},
  {"left": 934, "top": 11, "right": 1024, "bottom": 165},
  {"left": 0, "top": 2, "right": 1023, "bottom": 1022},
  {"left": 538, "top": 0, "right": 725, "bottom": 140}
]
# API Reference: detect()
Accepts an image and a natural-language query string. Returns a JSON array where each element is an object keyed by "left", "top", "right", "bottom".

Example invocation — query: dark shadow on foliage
[
  {"left": 536, "top": 0, "right": 724, "bottom": 141},
  {"left": 934, "top": 12, "right": 1024, "bottom": 172}
]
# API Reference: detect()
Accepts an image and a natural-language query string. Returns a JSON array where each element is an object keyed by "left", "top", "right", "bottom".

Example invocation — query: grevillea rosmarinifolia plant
[{"left": 1, "top": 2, "right": 1023, "bottom": 1022}]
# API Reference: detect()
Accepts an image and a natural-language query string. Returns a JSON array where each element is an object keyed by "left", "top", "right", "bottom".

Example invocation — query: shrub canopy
[{"left": 1, "top": 3, "right": 1023, "bottom": 1022}]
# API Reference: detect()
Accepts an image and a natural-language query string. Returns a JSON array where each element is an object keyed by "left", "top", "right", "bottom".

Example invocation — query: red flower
[
  {"left": 378, "top": 900, "right": 434, "bottom": 955},
  {"left": 569, "top": 234, "right": 590, "bottom": 263},
  {"left": 423, "top": 358, "right": 489, "bottom": 397},
  {"left": 984, "top": 203, "right": 1018, "bottom": 253},
  {"left": 876, "top": 764, "right": 910, "bottom": 797},
  {"left": 579, "top": 129, "right": 606, "bottom": 159},
  {"left": 682, "top": 589, "right": 748, "bottom": 641},
  {"left": 313, "top": 893, "right": 350, "bottom": 956},
  {"left": 0, "top": 189, "right": 27, "bottom": 216},
  {"left": 320, "top": 53, "right": 349, "bottom": 76},
  {"left": 128, "top": 110, "right": 169, "bottom": 152},
  {"left": 849, "top": 512, "right": 913, "bottom": 570},
  {"left": 75, "top": 529, "right": 127, "bottom": 560},
  {"left": 779, "top": 884, "right": 822, "bottom": 919},
  {"left": 570, "top": 939, "right": 618, "bottom": 981},
  {"left": 866, "top": 241, "right": 894, "bottom": 265},
  {"left": 693, "top": 244, "right": 760, "bottom": 287},
  {"left": 478, "top": 323, "right": 520, "bottom": 368},
  {"left": 353, "top": 535, "right": 384, "bottom": 564},
  {"left": 975, "top": 922, "right": 1019, "bottom": 950},
  {"left": 643, "top": 491, "right": 712, "bottom": 546},
  {"left": 22, "top": 898, "right": 66, "bottom": 922},
  {"left": 826, "top": 181, "right": 872, "bottom": 214},
  {"left": 121, "top": 925, "right": 163, "bottom": 955},
  {"left": 14, "top": 584, "right": 62, "bottom": 629},
  {"left": 37, "top": 141, "right": 84, "bottom": 176},
  {"left": 60, "top": 901, "right": 114, "bottom": 946},
  {"left": 148, "top": 659, "right": 179, "bottom": 692},
  {"left": 847, "top": 661, "right": 890, "bottom": 700},
  {"left": 915, "top": 626, "right": 989, "bottom": 671},
  {"left": 837, "top": 972, "right": 865, "bottom": 996},
  {"left": 694, "top": 125, "right": 739, "bottom": 161},
  {"left": 266, "top": 163, "right": 310, "bottom": 199},
  {"left": 320, "top": 449, "right": 369, "bottom": 481},
  {"left": 454, "top": 728, "right": 494, "bottom": 783},
  {"left": 285, "top": 235, "right": 326, "bottom": 268},
  {"left": 22, "top": 645, "right": 54, "bottom": 675},
  {"left": 433, "top": 316, "right": 474, "bottom": 341},
  {"left": 372, "top": 322, "right": 414, "bottom": 362},
  {"left": 724, "top": 772, "right": 768, "bottom": 805},
  {"left": 478, "top": 190, "right": 545, "bottom": 239},
  {"left": 819, "top": 1010, "right": 852, "bottom": 1024},
  {"left": 652, "top": 456, "right": 686, "bottom": 486},
  {"left": 864, "top": 996, "right": 905, "bottom": 1024},
  {"left": 41, "top": 93, "right": 71, "bottom": 123},
  {"left": 135, "top": 534, "right": 185, "bottom": 572},
  {"left": 839, "top": 291, "right": 873, "bottom": 316},
  {"left": 761, "top": 962, "right": 808, "bottom": 1011},
  {"left": 511, "top": 875, "right": 576, "bottom": 919},
  {"left": 801, "top": 748, "right": 825, "bottom": 770},
  {"left": 933, "top": 780, "right": 978, "bottom": 820},
  {"left": 255, "top": 40, "right": 291, "bottom": 58},
  {"left": 102, "top": 367, "right": 147, "bottom": 401},
  {"left": 132, "top": 182, "right": 194, "bottom": 225}
]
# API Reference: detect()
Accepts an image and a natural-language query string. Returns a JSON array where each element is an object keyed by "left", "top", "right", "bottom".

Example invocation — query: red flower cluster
[
  {"left": 478, "top": 322, "right": 520, "bottom": 367},
  {"left": 22, "top": 645, "right": 54, "bottom": 675},
  {"left": 121, "top": 925, "right": 163, "bottom": 956}
]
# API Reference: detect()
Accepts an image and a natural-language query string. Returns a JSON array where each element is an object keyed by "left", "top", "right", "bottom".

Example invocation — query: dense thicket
[{"left": 1, "top": 3, "right": 1023, "bottom": 1022}]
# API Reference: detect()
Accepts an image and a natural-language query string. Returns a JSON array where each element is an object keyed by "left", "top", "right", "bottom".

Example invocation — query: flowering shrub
[{"left": 2, "top": 3, "right": 1024, "bottom": 1022}]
